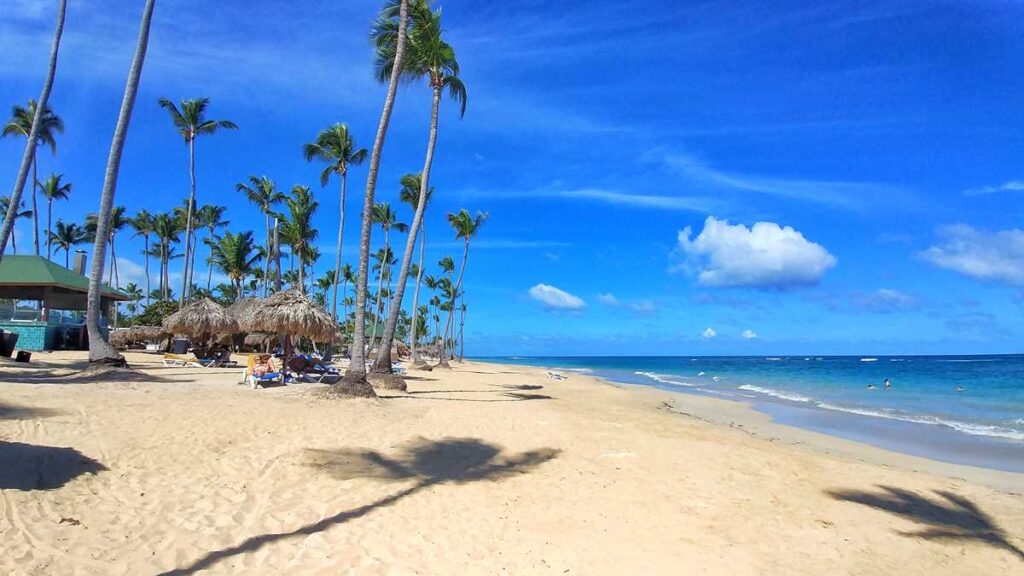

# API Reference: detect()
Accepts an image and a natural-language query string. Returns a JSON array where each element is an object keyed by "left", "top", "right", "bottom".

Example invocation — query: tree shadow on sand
[
  {"left": 827, "top": 485, "right": 1024, "bottom": 561},
  {"left": 0, "top": 366, "right": 188, "bottom": 385},
  {"left": 385, "top": 391, "right": 552, "bottom": 402},
  {"left": 0, "top": 441, "right": 106, "bottom": 490},
  {"left": 158, "top": 438, "right": 559, "bottom": 575},
  {"left": 0, "top": 400, "right": 62, "bottom": 420}
]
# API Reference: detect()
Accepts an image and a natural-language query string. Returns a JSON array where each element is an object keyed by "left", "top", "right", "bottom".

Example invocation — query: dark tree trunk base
[
  {"left": 411, "top": 360, "right": 432, "bottom": 371},
  {"left": 368, "top": 361, "right": 393, "bottom": 375},
  {"left": 435, "top": 359, "right": 452, "bottom": 370},
  {"left": 88, "top": 355, "right": 128, "bottom": 368},
  {"left": 324, "top": 376, "right": 378, "bottom": 398},
  {"left": 368, "top": 372, "right": 407, "bottom": 392}
]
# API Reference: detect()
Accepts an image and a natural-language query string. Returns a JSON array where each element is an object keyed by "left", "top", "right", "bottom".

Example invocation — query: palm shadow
[
  {"left": 0, "top": 441, "right": 106, "bottom": 490},
  {"left": 827, "top": 485, "right": 1024, "bottom": 561},
  {"left": 0, "top": 400, "right": 62, "bottom": 420},
  {"left": 0, "top": 366, "right": 184, "bottom": 384},
  {"left": 159, "top": 438, "right": 559, "bottom": 575},
  {"left": 383, "top": 391, "right": 552, "bottom": 403}
]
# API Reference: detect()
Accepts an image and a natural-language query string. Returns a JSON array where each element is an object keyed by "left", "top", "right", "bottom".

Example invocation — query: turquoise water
[{"left": 480, "top": 355, "right": 1024, "bottom": 472}]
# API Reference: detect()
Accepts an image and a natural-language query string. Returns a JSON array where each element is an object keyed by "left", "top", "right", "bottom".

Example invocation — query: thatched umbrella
[
  {"left": 243, "top": 332, "right": 274, "bottom": 347},
  {"left": 238, "top": 289, "right": 334, "bottom": 341},
  {"left": 128, "top": 325, "right": 166, "bottom": 343},
  {"left": 227, "top": 297, "right": 260, "bottom": 323},
  {"left": 162, "top": 298, "right": 239, "bottom": 343}
]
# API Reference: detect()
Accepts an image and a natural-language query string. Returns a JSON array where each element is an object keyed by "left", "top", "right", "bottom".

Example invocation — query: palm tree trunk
[
  {"left": 143, "top": 235, "right": 151, "bottom": 304},
  {"left": 179, "top": 138, "right": 196, "bottom": 305},
  {"left": 458, "top": 300, "right": 466, "bottom": 362},
  {"left": 341, "top": 0, "right": 408, "bottom": 393},
  {"left": 64, "top": 248, "right": 68, "bottom": 268},
  {"left": 263, "top": 212, "right": 271, "bottom": 296},
  {"left": 298, "top": 246, "right": 306, "bottom": 294},
  {"left": 410, "top": 223, "right": 425, "bottom": 363},
  {"left": 273, "top": 217, "right": 281, "bottom": 291},
  {"left": 46, "top": 196, "right": 53, "bottom": 260},
  {"left": 206, "top": 239, "right": 214, "bottom": 290},
  {"left": 31, "top": 157, "right": 40, "bottom": 255},
  {"left": 87, "top": 0, "right": 156, "bottom": 364},
  {"left": 0, "top": 0, "right": 66, "bottom": 262},
  {"left": 373, "top": 87, "right": 441, "bottom": 373},
  {"left": 438, "top": 239, "right": 470, "bottom": 369},
  {"left": 369, "top": 230, "right": 387, "bottom": 355},
  {"left": 331, "top": 172, "right": 346, "bottom": 324}
]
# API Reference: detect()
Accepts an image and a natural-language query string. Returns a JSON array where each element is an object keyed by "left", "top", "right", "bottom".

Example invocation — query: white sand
[{"left": 0, "top": 352, "right": 1021, "bottom": 575}]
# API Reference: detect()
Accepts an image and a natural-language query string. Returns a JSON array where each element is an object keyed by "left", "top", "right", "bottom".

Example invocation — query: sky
[{"left": 1, "top": 0, "right": 1024, "bottom": 356}]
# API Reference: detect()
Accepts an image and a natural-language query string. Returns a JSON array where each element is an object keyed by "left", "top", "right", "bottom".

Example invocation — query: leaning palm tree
[
  {"left": 49, "top": 220, "right": 87, "bottom": 266},
  {"left": 0, "top": 196, "right": 33, "bottom": 255},
  {"left": 0, "top": 0, "right": 67, "bottom": 262},
  {"left": 283, "top": 185, "right": 319, "bottom": 294},
  {"left": 38, "top": 172, "right": 71, "bottom": 260},
  {"left": 130, "top": 209, "right": 155, "bottom": 303},
  {"left": 437, "top": 210, "right": 487, "bottom": 368},
  {"left": 235, "top": 175, "right": 285, "bottom": 295},
  {"left": 304, "top": 123, "right": 367, "bottom": 324},
  {"left": 196, "top": 204, "right": 229, "bottom": 290},
  {"left": 3, "top": 102, "right": 65, "bottom": 256},
  {"left": 157, "top": 96, "right": 237, "bottom": 306},
  {"left": 341, "top": 0, "right": 411, "bottom": 396},
  {"left": 86, "top": 0, "right": 157, "bottom": 365},
  {"left": 208, "top": 230, "right": 262, "bottom": 301},
  {"left": 373, "top": 3, "right": 467, "bottom": 373}
]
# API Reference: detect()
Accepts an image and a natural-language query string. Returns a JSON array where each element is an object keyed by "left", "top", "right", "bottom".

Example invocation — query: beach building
[{"left": 0, "top": 254, "right": 131, "bottom": 351}]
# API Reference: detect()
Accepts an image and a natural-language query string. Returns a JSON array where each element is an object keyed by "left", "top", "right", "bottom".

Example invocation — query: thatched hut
[
  {"left": 227, "top": 297, "right": 260, "bottom": 322},
  {"left": 238, "top": 289, "right": 334, "bottom": 341},
  {"left": 161, "top": 298, "right": 239, "bottom": 344},
  {"left": 128, "top": 325, "right": 166, "bottom": 343},
  {"left": 243, "top": 332, "right": 274, "bottom": 347}
]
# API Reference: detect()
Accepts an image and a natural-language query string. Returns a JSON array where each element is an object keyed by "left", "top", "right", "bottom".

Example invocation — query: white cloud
[
  {"left": 855, "top": 289, "right": 920, "bottom": 313},
  {"left": 741, "top": 329, "right": 758, "bottom": 340},
  {"left": 556, "top": 189, "right": 713, "bottom": 212},
  {"left": 595, "top": 293, "right": 654, "bottom": 313},
  {"left": 963, "top": 180, "right": 1024, "bottom": 196},
  {"left": 701, "top": 327, "right": 717, "bottom": 339},
  {"left": 528, "top": 284, "right": 586, "bottom": 310},
  {"left": 920, "top": 224, "right": 1024, "bottom": 286},
  {"left": 628, "top": 300, "right": 656, "bottom": 314},
  {"left": 596, "top": 293, "right": 619, "bottom": 306},
  {"left": 674, "top": 216, "right": 836, "bottom": 289}
]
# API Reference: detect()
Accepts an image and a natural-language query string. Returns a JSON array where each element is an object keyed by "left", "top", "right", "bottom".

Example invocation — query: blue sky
[{"left": 2, "top": 0, "right": 1024, "bottom": 356}]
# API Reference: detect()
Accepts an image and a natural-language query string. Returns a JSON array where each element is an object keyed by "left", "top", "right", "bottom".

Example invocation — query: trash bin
[
  {"left": 0, "top": 331, "right": 18, "bottom": 357},
  {"left": 172, "top": 338, "right": 190, "bottom": 354},
  {"left": 15, "top": 350, "right": 31, "bottom": 363}
]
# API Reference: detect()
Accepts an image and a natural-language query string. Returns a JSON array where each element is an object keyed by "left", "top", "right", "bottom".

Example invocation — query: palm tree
[
  {"left": 437, "top": 210, "right": 487, "bottom": 367},
  {"left": 0, "top": 0, "right": 67, "bottom": 262},
  {"left": 123, "top": 282, "right": 144, "bottom": 318},
  {"left": 152, "top": 212, "right": 181, "bottom": 300},
  {"left": 0, "top": 196, "right": 33, "bottom": 255},
  {"left": 85, "top": 0, "right": 156, "bottom": 364},
  {"left": 397, "top": 173, "right": 432, "bottom": 363},
  {"left": 340, "top": 263, "right": 355, "bottom": 332},
  {"left": 157, "top": 96, "right": 237, "bottom": 305},
  {"left": 85, "top": 206, "right": 129, "bottom": 288},
  {"left": 342, "top": 0, "right": 411, "bottom": 395},
  {"left": 196, "top": 204, "right": 229, "bottom": 290},
  {"left": 235, "top": 175, "right": 285, "bottom": 295},
  {"left": 130, "top": 210, "right": 154, "bottom": 304},
  {"left": 373, "top": 4, "right": 466, "bottom": 373},
  {"left": 369, "top": 202, "right": 406, "bottom": 352},
  {"left": 37, "top": 172, "right": 71, "bottom": 260},
  {"left": 208, "top": 230, "right": 262, "bottom": 301},
  {"left": 48, "top": 220, "right": 86, "bottom": 267},
  {"left": 283, "top": 185, "right": 319, "bottom": 293},
  {"left": 304, "top": 123, "right": 367, "bottom": 325}
]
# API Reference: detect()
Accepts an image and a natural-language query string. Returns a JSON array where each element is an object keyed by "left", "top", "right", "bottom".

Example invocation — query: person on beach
[
  {"left": 884, "top": 378, "right": 892, "bottom": 390},
  {"left": 253, "top": 353, "right": 277, "bottom": 378}
]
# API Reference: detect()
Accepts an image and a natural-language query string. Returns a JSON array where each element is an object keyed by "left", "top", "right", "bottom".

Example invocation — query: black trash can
[
  {"left": 0, "top": 331, "right": 19, "bottom": 357},
  {"left": 172, "top": 338, "right": 190, "bottom": 354},
  {"left": 15, "top": 350, "right": 31, "bottom": 363}
]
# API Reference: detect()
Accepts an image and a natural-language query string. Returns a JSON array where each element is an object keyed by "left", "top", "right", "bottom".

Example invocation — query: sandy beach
[{"left": 1, "top": 352, "right": 1022, "bottom": 575}]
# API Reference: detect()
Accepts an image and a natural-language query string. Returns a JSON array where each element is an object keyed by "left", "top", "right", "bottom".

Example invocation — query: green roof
[{"left": 0, "top": 255, "right": 131, "bottom": 300}]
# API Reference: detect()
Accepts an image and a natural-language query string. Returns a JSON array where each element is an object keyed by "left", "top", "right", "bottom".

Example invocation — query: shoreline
[{"left": 478, "top": 359, "right": 1024, "bottom": 493}]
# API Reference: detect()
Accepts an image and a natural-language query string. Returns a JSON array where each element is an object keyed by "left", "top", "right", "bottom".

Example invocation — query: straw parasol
[
  {"left": 128, "top": 325, "right": 166, "bottom": 342},
  {"left": 243, "top": 332, "right": 274, "bottom": 347},
  {"left": 227, "top": 297, "right": 260, "bottom": 323},
  {"left": 239, "top": 289, "right": 334, "bottom": 341},
  {"left": 162, "top": 298, "right": 239, "bottom": 338}
]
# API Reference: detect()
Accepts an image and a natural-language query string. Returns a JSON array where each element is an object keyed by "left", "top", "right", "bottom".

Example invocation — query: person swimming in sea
[
  {"left": 884, "top": 378, "right": 892, "bottom": 390},
  {"left": 955, "top": 385, "right": 965, "bottom": 393},
  {"left": 867, "top": 383, "right": 876, "bottom": 390}
]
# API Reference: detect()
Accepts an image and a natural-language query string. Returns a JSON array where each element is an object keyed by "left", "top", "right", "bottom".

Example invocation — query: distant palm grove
[{"left": 0, "top": 0, "right": 486, "bottom": 394}]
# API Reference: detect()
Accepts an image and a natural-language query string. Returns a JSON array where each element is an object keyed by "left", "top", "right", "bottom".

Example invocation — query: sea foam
[
  {"left": 635, "top": 371, "right": 696, "bottom": 387},
  {"left": 737, "top": 384, "right": 812, "bottom": 403},
  {"left": 815, "top": 403, "right": 1024, "bottom": 441}
]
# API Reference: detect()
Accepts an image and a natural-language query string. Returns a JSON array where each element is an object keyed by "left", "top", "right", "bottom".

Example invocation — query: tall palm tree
[
  {"left": 0, "top": 196, "right": 33, "bottom": 255},
  {"left": 196, "top": 204, "right": 229, "bottom": 290},
  {"left": 0, "top": 0, "right": 67, "bottom": 262},
  {"left": 3, "top": 101, "right": 65, "bottom": 256},
  {"left": 235, "top": 175, "right": 285, "bottom": 295},
  {"left": 373, "top": 3, "right": 467, "bottom": 373},
  {"left": 304, "top": 123, "right": 367, "bottom": 324},
  {"left": 157, "top": 96, "right": 237, "bottom": 305},
  {"left": 208, "top": 230, "right": 262, "bottom": 301},
  {"left": 283, "top": 185, "right": 319, "bottom": 293},
  {"left": 86, "top": 0, "right": 157, "bottom": 364},
  {"left": 369, "top": 202, "right": 406, "bottom": 352},
  {"left": 152, "top": 212, "right": 181, "bottom": 300},
  {"left": 342, "top": 0, "right": 411, "bottom": 395},
  {"left": 340, "top": 263, "right": 355, "bottom": 332},
  {"left": 86, "top": 206, "right": 129, "bottom": 289},
  {"left": 37, "top": 172, "right": 71, "bottom": 260},
  {"left": 130, "top": 209, "right": 155, "bottom": 304},
  {"left": 123, "top": 282, "right": 144, "bottom": 318},
  {"left": 397, "top": 173, "right": 432, "bottom": 363},
  {"left": 437, "top": 210, "right": 487, "bottom": 368}
]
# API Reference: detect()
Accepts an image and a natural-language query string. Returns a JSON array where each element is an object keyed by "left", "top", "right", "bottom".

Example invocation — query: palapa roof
[
  {"left": 239, "top": 289, "right": 335, "bottom": 340},
  {"left": 226, "top": 297, "right": 260, "bottom": 320},
  {"left": 161, "top": 298, "right": 239, "bottom": 336},
  {"left": 127, "top": 325, "right": 166, "bottom": 341}
]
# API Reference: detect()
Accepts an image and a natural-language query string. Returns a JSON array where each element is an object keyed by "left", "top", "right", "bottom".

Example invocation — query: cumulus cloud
[
  {"left": 701, "top": 327, "right": 717, "bottom": 339},
  {"left": 741, "top": 329, "right": 758, "bottom": 340},
  {"left": 920, "top": 224, "right": 1024, "bottom": 286},
  {"left": 528, "top": 284, "right": 586, "bottom": 310},
  {"left": 673, "top": 216, "right": 836, "bottom": 289},
  {"left": 596, "top": 293, "right": 619, "bottom": 306}
]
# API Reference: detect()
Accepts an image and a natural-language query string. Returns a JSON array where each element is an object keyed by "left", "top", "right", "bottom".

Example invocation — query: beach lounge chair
[
  {"left": 162, "top": 353, "right": 206, "bottom": 368},
  {"left": 242, "top": 354, "right": 285, "bottom": 389}
]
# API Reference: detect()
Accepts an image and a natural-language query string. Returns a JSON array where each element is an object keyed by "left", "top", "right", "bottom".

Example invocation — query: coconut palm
[
  {"left": 396, "top": 173, "right": 432, "bottom": 363},
  {"left": 304, "top": 123, "right": 367, "bottom": 324},
  {"left": 130, "top": 210, "right": 154, "bottom": 303},
  {"left": 37, "top": 172, "right": 71, "bottom": 260},
  {"left": 3, "top": 100, "right": 65, "bottom": 257},
  {"left": 85, "top": 0, "right": 156, "bottom": 364},
  {"left": 85, "top": 206, "right": 129, "bottom": 287},
  {"left": 235, "top": 175, "right": 284, "bottom": 295},
  {"left": 196, "top": 204, "right": 229, "bottom": 290},
  {"left": 208, "top": 230, "right": 262, "bottom": 301},
  {"left": 282, "top": 185, "right": 319, "bottom": 294},
  {"left": 0, "top": 0, "right": 67, "bottom": 262},
  {"left": 157, "top": 96, "right": 237, "bottom": 305},
  {"left": 0, "top": 196, "right": 33, "bottom": 255},
  {"left": 152, "top": 212, "right": 181, "bottom": 300},
  {"left": 437, "top": 210, "right": 487, "bottom": 367},
  {"left": 123, "top": 282, "right": 144, "bottom": 317},
  {"left": 369, "top": 202, "right": 407, "bottom": 352},
  {"left": 49, "top": 220, "right": 86, "bottom": 267},
  {"left": 342, "top": 0, "right": 411, "bottom": 395},
  {"left": 372, "top": 2, "right": 467, "bottom": 373}
]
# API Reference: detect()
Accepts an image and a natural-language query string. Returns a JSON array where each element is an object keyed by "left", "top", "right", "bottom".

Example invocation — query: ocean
[{"left": 479, "top": 355, "right": 1024, "bottom": 473}]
